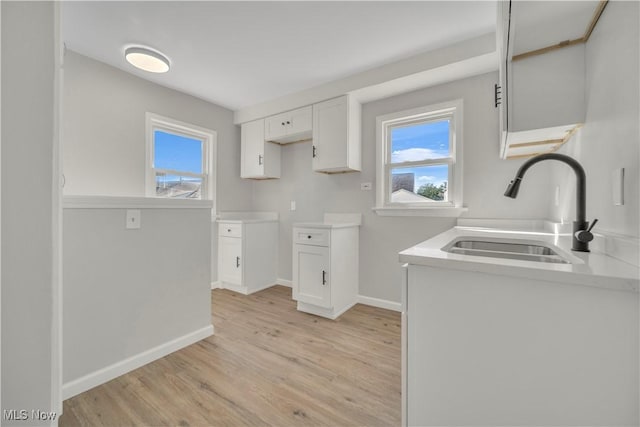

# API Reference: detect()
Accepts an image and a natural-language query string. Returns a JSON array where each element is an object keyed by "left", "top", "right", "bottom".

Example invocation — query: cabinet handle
[
  {"left": 236, "top": 256, "right": 240, "bottom": 268},
  {"left": 312, "top": 146, "right": 317, "bottom": 158},
  {"left": 322, "top": 270, "right": 326, "bottom": 285},
  {"left": 281, "top": 122, "right": 285, "bottom": 126},
  {"left": 258, "top": 154, "right": 263, "bottom": 165},
  {"left": 286, "top": 121, "right": 291, "bottom": 125},
  {"left": 227, "top": 228, "right": 231, "bottom": 232},
  {"left": 494, "top": 83, "right": 502, "bottom": 108}
]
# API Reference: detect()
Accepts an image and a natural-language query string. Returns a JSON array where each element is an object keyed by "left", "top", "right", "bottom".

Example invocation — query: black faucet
[{"left": 504, "top": 153, "right": 598, "bottom": 252}]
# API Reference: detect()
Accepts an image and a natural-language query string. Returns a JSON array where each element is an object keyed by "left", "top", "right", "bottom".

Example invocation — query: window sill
[
  {"left": 372, "top": 206, "right": 468, "bottom": 217},
  {"left": 63, "top": 195, "right": 214, "bottom": 209}
]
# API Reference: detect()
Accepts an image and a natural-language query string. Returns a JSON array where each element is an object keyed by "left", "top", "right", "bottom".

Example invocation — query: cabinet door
[
  {"left": 241, "top": 119, "right": 265, "bottom": 178},
  {"left": 312, "top": 96, "right": 349, "bottom": 172},
  {"left": 293, "top": 245, "right": 331, "bottom": 308},
  {"left": 265, "top": 112, "right": 289, "bottom": 141},
  {"left": 287, "top": 106, "right": 312, "bottom": 137},
  {"left": 219, "top": 236, "right": 242, "bottom": 285}
]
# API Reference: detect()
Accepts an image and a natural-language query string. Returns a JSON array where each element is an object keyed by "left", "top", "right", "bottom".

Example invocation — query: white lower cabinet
[
  {"left": 292, "top": 222, "right": 359, "bottom": 319},
  {"left": 219, "top": 235, "right": 242, "bottom": 285},
  {"left": 294, "top": 244, "right": 331, "bottom": 308},
  {"left": 402, "top": 263, "right": 638, "bottom": 426},
  {"left": 217, "top": 219, "right": 277, "bottom": 294}
]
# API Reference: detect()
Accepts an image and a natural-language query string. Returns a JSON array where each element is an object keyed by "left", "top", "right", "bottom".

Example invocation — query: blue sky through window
[
  {"left": 154, "top": 130, "right": 203, "bottom": 174},
  {"left": 391, "top": 119, "right": 449, "bottom": 163},
  {"left": 391, "top": 120, "right": 449, "bottom": 190}
]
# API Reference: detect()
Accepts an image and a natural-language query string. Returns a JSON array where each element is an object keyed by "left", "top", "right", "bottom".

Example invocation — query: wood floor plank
[{"left": 60, "top": 286, "right": 401, "bottom": 426}]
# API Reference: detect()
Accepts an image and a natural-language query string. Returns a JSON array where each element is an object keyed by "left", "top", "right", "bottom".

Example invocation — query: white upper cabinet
[
  {"left": 497, "top": 1, "right": 600, "bottom": 159},
  {"left": 241, "top": 119, "right": 281, "bottom": 179},
  {"left": 312, "top": 95, "right": 361, "bottom": 173},
  {"left": 264, "top": 106, "right": 312, "bottom": 144}
]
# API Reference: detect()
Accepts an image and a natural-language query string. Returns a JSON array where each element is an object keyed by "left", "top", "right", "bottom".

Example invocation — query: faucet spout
[{"left": 504, "top": 153, "right": 594, "bottom": 252}]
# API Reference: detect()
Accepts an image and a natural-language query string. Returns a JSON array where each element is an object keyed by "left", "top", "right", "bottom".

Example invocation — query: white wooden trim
[
  {"left": 401, "top": 264, "right": 408, "bottom": 427},
  {"left": 0, "top": 2, "right": 3, "bottom": 411},
  {"left": 62, "top": 325, "right": 213, "bottom": 400},
  {"left": 144, "top": 112, "right": 217, "bottom": 210},
  {"left": 375, "top": 99, "right": 464, "bottom": 212},
  {"left": 276, "top": 278, "right": 292, "bottom": 288},
  {"left": 63, "top": 195, "right": 213, "bottom": 209},
  {"left": 52, "top": 2, "right": 64, "bottom": 418},
  {"left": 357, "top": 295, "right": 402, "bottom": 312},
  {"left": 373, "top": 206, "right": 468, "bottom": 217},
  {"left": 210, "top": 281, "right": 221, "bottom": 290}
]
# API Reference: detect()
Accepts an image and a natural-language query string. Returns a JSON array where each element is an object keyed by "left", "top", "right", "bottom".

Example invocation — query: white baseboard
[
  {"left": 357, "top": 295, "right": 402, "bottom": 312},
  {"left": 211, "top": 281, "right": 221, "bottom": 289},
  {"left": 276, "top": 278, "right": 292, "bottom": 287},
  {"left": 62, "top": 325, "right": 214, "bottom": 400}
]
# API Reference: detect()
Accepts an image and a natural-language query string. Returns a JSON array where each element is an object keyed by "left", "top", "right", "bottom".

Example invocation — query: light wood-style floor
[{"left": 60, "top": 286, "right": 401, "bottom": 426}]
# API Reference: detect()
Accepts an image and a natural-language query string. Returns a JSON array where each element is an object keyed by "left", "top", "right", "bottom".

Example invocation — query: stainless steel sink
[{"left": 444, "top": 239, "right": 570, "bottom": 264}]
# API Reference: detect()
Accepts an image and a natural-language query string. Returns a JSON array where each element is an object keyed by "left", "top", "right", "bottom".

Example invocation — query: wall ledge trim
[
  {"left": 62, "top": 325, "right": 214, "bottom": 400},
  {"left": 63, "top": 195, "right": 214, "bottom": 209}
]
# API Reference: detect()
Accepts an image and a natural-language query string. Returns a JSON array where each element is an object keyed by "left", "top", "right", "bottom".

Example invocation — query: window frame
[
  {"left": 145, "top": 113, "right": 217, "bottom": 205},
  {"left": 375, "top": 99, "right": 464, "bottom": 214}
]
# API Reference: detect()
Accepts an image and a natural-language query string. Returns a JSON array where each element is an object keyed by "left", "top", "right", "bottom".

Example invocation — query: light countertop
[
  {"left": 216, "top": 211, "right": 278, "bottom": 224},
  {"left": 293, "top": 222, "right": 360, "bottom": 229},
  {"left": 218, "top": 218, "right": 278, "bottom": 224},
  {"left": 399, "top": 225, "right": 639, "bottom": 293}
]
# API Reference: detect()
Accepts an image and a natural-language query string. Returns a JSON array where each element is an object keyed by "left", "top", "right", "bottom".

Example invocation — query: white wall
[
  {"left": 1, "top": 1, "right": 57, "bottom": 424},
  {"left": 552, "top": 1, "right": 639, "bottom": 239},
  {"left": 63, "top": 51, "right": 252, "bottom": 283},
  {"left": 251, "top": 72, "right": 553, "bottom": 303},
  {"left": 63, "top": 207, "right": 212, "bottom": 392},
  {"left": 62, "top": 50, "right": 251, "bottom": 210}
]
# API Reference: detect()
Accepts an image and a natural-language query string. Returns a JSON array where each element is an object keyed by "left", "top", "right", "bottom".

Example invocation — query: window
[
  {"left": 145, "top": 113, "right": 216, "bottom": 202},
  {"left": 375, "top": 100, "right": 464, "bottom": 215}
]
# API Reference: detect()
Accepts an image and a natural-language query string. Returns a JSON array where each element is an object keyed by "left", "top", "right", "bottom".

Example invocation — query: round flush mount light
[{"left": 124, "top": 47, "right": 170, "bottom": 73}]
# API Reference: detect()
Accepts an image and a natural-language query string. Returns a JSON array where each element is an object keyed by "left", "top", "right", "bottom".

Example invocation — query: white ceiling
[{"left": 61, "top": 1, "right": 496, "bottom": 111}]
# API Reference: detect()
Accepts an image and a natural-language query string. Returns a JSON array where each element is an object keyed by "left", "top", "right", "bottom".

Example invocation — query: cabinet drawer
[
  {"left": 265, "top": 112, "right": 289, "bottom": 141},
  {"left": 219, "top": 223, "right": 242, "bottom": 238},
  {"left": 288, "top": 106, "right": 312, "bottom": 137},
  {"left": 294, "top": 228, "right": 330, "bottom": 247},
  {"left": 265, "top": 106, "right": 312, "bottom": 144}
]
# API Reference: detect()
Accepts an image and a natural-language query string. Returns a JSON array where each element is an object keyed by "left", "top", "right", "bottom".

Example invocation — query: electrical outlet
[
  {"left": 361, "top": 182, "right": 372, "bottom": 191},
  {"left": 126, "top": 210, "right": 141, "bottom": 229},
  {"left": 290, "top": 201, "right": 296, "bottom": 211}
]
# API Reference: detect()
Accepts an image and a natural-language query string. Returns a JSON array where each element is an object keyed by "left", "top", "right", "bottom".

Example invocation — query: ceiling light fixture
[{"left": 124, "top": 46, "right": 170, "bottom": 73}]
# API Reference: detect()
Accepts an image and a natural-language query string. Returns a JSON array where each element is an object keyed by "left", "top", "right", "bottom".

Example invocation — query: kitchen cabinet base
[
  {"left": 218, "top": 280, "right": 277, "bottom": 296},
  {"left": 297, "top": 300, "right": 357, "bottom": 320}
]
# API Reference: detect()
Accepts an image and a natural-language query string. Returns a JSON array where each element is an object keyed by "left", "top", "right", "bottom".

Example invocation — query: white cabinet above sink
[{"left": 496, "top": 1, "right": 604, "bottom": 159}]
